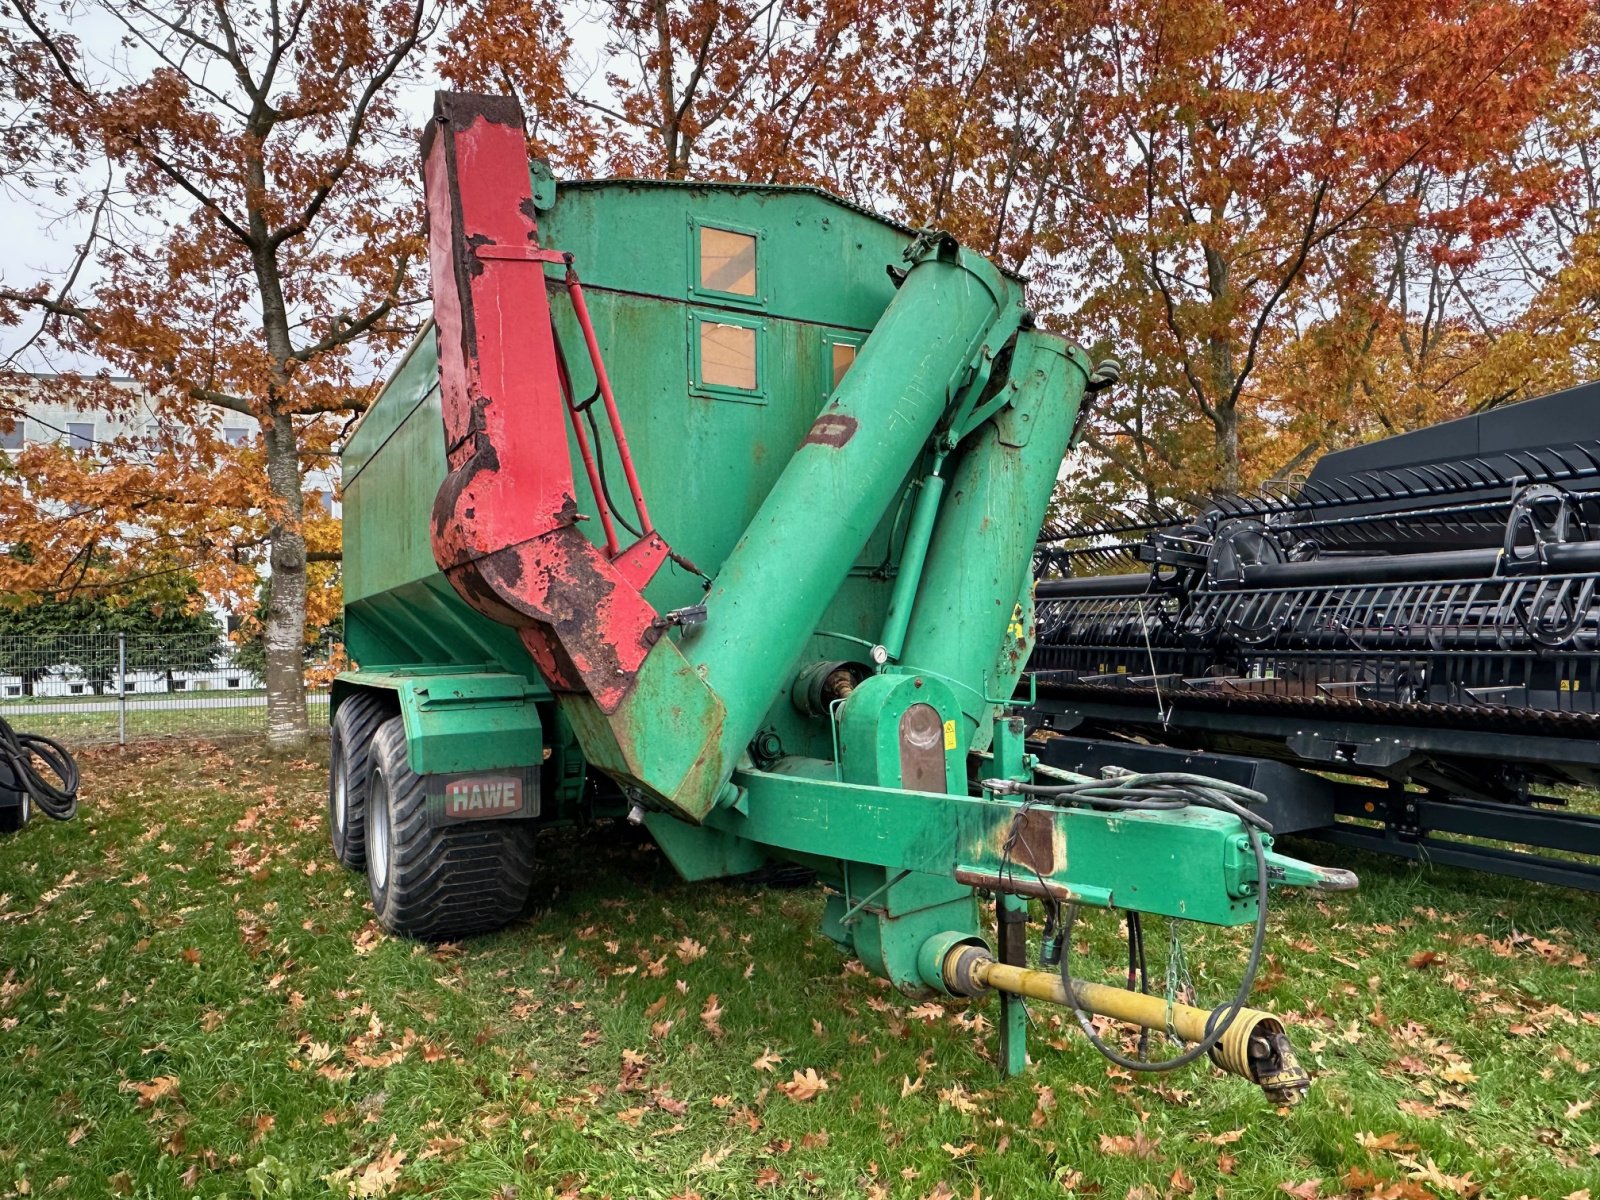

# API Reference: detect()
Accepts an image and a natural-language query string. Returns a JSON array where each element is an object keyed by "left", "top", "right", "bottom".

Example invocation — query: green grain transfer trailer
[{"left": 329, "top": 92, "right": 1354, "bottom": 1098}]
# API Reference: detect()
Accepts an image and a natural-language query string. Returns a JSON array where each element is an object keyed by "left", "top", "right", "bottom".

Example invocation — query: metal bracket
[
  {"left": 1286, "top": 730, "right": 1412, "bottom": 768},
  {"left": 839, "top": 868, "right": 913, "bottom": 927}
]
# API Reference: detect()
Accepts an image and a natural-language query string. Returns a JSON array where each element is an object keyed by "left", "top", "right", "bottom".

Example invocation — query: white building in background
[
  {"left": 4, "top": 664, "right": 265, "bottom": 698},
  {"left": 0, "top": 372, "right": 340, "bottom": 515}
]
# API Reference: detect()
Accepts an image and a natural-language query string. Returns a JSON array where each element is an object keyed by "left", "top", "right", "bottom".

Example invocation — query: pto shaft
[{"left": 944, "top": 948, "right": 1311, "bottom": 1104}]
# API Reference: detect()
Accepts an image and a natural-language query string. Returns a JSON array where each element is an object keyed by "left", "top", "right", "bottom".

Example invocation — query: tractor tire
[
  {"left": 364, "top": 716, "right": 536, "bottom": 941},
  {"left": 327, "top": 690, "right": 393, "bottom": 871}
]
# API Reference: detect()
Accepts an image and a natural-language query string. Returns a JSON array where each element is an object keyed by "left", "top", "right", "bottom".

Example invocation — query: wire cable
[
  {"left": 1059, "top": 819, "right": 1269, "bottom": 1073},
  {"left": 984, "top": 770, "right": 1273, "bottom": 1073},
  {"left": 0, "top": 714, "right": 79, "bottom": 822}
]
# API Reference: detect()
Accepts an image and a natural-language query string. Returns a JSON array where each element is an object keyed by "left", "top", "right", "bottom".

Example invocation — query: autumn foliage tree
[
  {"left": 0, "top": 0, "right": 435, "bottom": 746},
  {"left": 441, "top": 0, "right": 888, "bottom": 183},
  {"left": 1068, "top": 0, "right": 1589, "bottom": 502},
  {"left": 446, "top": 0, "right": 1096, "bottom": 307}
]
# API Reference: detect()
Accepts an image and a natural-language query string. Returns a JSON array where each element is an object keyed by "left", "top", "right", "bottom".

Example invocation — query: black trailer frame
[{"left": 1028, "top": 686, "right": 1600, "bottom": 892}]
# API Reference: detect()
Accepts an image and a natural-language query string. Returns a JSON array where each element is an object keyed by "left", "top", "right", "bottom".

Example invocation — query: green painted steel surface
[
  {"left": 712, "top": 766, "right": 1275, "bottom": 927},
  {"left": 557, "top": 638, "right": 728, "bottom": 821},
  {"left": 898, "top": 332, "right": 1089, "bottom": 750},
  {"left": 678, "top": 234, "right": 1020, "bottom": 801},
  {"left": 341, "top": 336, "right": 535, "bottom": 681},
  {"left": 343, "top": 181, "right": 920, "bottom": 695},
  {"left": 836, "top": 673, "right": 964, "bottom": 793},
  {"left": 342, "top": 167, "right": 1344, "bottom": 1029},
  {"left": 642, "top": 811, "right": 769, "bottom": 881},
  {"left": 330, "top": 669, "right": 542, "bottom": 776}
]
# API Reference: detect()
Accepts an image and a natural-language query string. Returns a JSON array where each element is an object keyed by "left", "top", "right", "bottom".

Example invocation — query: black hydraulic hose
[
  {"left": 1059, "top": 822, "right": 1269, "bottom": 1073},
  {"left": 1005, "top": 771, "right": 1272, "bottom": 832},
  {"left": 1036, "top": 573, "right": 1155, "bottom": 600},
  {"left": 990, "top": 770, "right": 1273, "bottom": 1073},
  {"left": 581, "top": 402, "right": 645, "bottom": 540},
  {"left": 0, "top": 715, "right": 79, "bottom": 822}
]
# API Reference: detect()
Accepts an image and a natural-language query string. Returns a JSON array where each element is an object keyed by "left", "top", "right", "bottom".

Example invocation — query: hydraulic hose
[
  {"left": 0, "top": 715, "right": 79, "bottom": 822},
  {"left": 989, "top": 771, "right": 1272, "bottom": 1073}
]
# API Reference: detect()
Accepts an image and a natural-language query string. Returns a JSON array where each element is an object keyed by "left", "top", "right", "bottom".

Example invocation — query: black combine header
[{"left": 1029, "top": 381, "right": 1600, "bottom": 891}]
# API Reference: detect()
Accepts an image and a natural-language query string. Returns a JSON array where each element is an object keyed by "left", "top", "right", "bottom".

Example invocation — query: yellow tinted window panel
[
  {"left": 831, "top": 342, "right": 857, "bottom": 389},
  {"left": 700, "top": 227, "right": 757, "bottom": 296},
  {"left": 700, "top": 322, "right": 757, "bottom": 390}
]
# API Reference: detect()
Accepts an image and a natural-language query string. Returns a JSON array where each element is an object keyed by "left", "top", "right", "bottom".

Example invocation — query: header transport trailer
[
  {"left": 1030, "top": 381, "right": 1600, "bottom": 893},
  {"left": 327, "top": 92, "right": 1353, "bottom": 1098}
]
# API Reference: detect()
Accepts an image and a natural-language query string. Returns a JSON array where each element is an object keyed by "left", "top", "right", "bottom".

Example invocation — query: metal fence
[{"left": 0, "top": 632, "right": 331, "bottom": 747}]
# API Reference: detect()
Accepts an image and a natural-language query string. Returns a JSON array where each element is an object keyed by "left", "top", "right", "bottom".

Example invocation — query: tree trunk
[
  {"left": 1214, "top": 402, "right": 1241, "bottom": 496},
  {"left": 262, "top": 409, "right": 309, "bottom": 748}
]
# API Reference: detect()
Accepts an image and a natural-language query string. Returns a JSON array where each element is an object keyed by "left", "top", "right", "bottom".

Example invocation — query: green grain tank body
[
  {"left": 326, "top": 122, "right": 1349, "bottom": 1100},
  {"left": 341, "top": 180, "right": 1017, "bottom": 796}
]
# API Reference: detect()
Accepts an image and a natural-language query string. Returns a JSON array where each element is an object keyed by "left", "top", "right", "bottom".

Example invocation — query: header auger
[{"left": 328, "top": 90, "right": 1352, "bottom": 1100}]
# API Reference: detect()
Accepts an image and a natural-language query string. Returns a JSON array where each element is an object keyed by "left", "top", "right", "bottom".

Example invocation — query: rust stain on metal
[
  {"left": 802, "top": 413, "right": 859, "bottom": 449},
  {"left": 954, "top": 868, "right": 1080, "bottom": 903},
  {"left": 1003, "top": 807, "right": 1055, "bottom": 876}
]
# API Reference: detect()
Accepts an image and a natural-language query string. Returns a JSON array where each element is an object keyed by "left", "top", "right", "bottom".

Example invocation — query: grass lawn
[{"left": 1, "top": 742, "right": 1597, "bottom": 1200}]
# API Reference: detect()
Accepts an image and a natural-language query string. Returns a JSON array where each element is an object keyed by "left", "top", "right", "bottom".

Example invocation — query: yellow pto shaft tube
[{"left": 949, "top": 951, "right": 1311, "bottom": 1104}]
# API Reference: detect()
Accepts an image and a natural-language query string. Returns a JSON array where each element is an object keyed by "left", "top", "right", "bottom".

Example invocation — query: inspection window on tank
[
  {"left": 827, "top": 335, "right": 862, "bottom": 394},
  {"left": 690, "top": 310, "right": 765, "bottom": 403},
  {"left": 690, "top": 221, "right": 763, "bottom": 306}
]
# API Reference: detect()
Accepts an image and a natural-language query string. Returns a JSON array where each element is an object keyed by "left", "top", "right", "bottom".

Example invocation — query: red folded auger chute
[{"left": 420, "top": 91, "right": 673, "bottom": 713}]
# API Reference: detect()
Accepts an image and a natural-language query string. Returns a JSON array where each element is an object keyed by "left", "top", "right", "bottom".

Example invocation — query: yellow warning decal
[{"left": 943, "top": 719, "right": 957, "bottom": 750}]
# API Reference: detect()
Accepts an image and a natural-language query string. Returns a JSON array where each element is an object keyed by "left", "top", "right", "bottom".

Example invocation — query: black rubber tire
[
  {"left": 327, "top": 691, "right": 393, "bottom": 871},
  {"left": 364, "top": 716, "right": 536, "bottom": 941}
]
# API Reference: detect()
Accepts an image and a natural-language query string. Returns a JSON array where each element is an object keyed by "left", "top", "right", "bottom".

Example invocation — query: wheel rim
[
  {"left": 368, "top": 771, "right": 391, "bottom": 891},
  {"left": 332, "top": 741, "right": 348, "bottom": 830}
]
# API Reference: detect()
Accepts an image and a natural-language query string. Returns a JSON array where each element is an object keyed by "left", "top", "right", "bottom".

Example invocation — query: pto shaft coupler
[{"left": 942, "top": 946, "right": 1311, "bottom": 1105}]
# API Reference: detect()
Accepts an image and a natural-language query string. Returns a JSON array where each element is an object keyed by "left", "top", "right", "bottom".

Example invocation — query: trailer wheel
[
  {"left": 327, "top": 691, "right": 393, "bottom": 871},
  {"left": 364, "top": 716, "right": 535, "bottom": 941}
]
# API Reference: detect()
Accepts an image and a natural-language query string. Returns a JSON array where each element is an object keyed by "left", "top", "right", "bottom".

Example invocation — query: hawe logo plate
[{"left": 440, "top": 776, "right": 524, "bottom": 820}]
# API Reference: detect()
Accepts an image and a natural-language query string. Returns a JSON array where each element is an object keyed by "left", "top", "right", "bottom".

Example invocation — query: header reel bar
[{"left": 1028, "top": 383, "right": 1600, "bottom": 891}]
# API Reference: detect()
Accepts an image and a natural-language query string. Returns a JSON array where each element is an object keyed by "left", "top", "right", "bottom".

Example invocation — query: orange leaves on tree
[
  {"left": 0, "top": 1, "right": 431, "bottom": 745},
  {"left": 1070, "top": 0, "right": 1589, "bottom": 503}
]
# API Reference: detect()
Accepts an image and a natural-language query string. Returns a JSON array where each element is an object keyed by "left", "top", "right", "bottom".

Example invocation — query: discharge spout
[{"left": 680, "top": 233, "right": 1023, "bottom": 788}]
